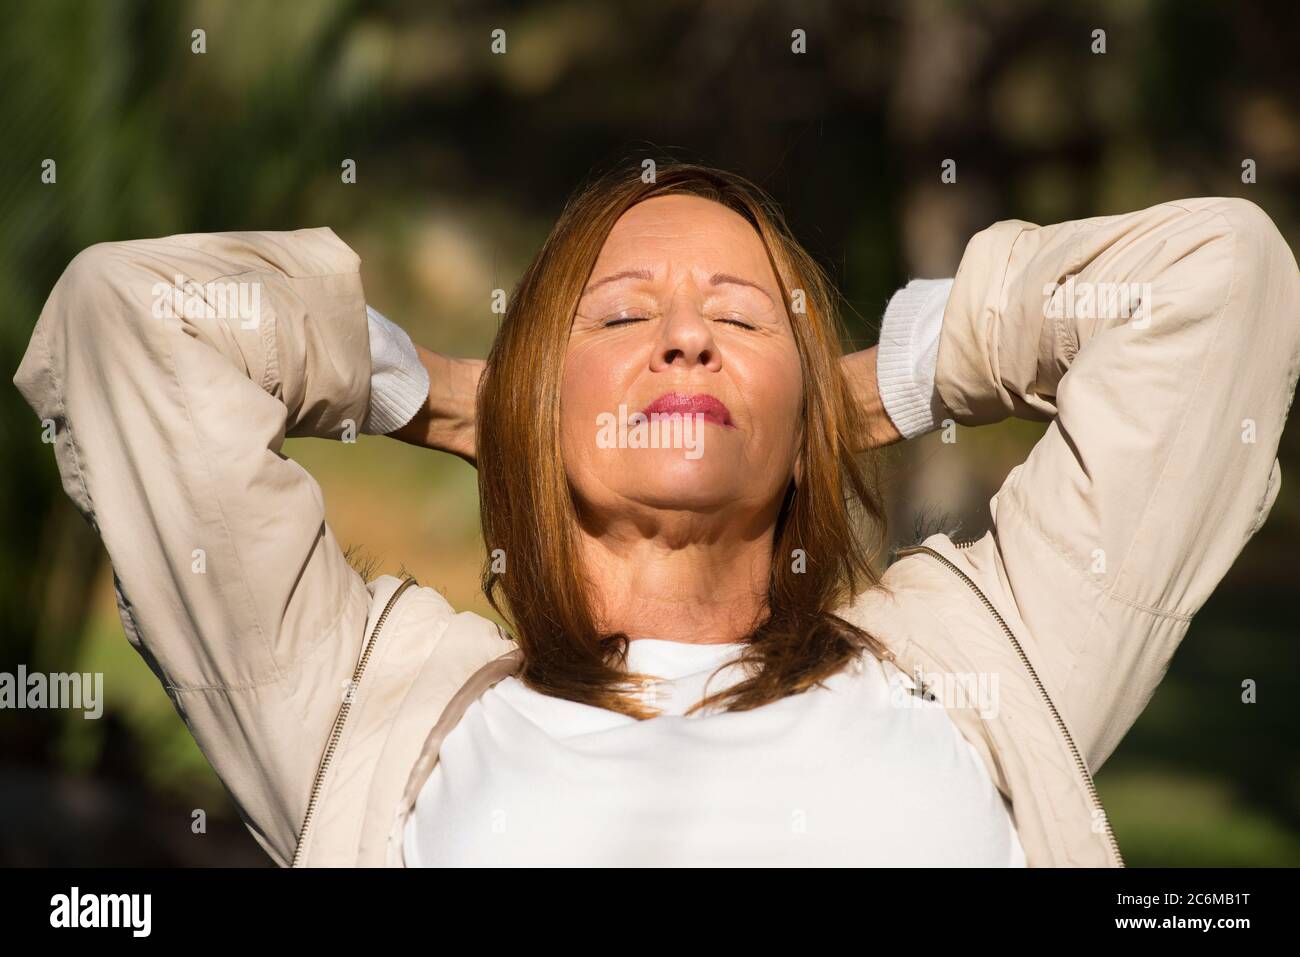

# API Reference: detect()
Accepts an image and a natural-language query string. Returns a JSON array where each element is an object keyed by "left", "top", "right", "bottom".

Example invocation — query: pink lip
[{"left": 640, "top": 392, "right": 735, "bottom": 428}]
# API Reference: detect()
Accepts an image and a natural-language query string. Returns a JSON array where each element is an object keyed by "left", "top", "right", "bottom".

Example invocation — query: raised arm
[
  {"left": 12, "top": 229, "right": 395, "bottom": 861},
  {"left": 895, "top": 197, "right": 1299, "bottom": 770}
]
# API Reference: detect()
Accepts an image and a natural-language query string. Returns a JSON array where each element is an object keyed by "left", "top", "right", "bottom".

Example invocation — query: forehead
[{"left": 594, "top": 194, "right": 775, "bottom": 278}]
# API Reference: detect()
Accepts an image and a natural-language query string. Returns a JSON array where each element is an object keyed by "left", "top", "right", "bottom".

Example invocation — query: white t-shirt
[{"left": 403, "top": 637, "right": 1027, "bottom": 867}]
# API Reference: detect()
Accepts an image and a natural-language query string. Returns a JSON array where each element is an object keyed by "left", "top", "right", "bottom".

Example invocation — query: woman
[{"left": 14, "top": 165, "right": 1299, "bottom": 867}]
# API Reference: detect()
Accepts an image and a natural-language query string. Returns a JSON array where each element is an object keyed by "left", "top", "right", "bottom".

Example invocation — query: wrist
[
  {"left": 875, "top": 278, "right": 952, "bottom": 439},
  {"left": 391, "top": 345, "right": 481, "bottom": 462},
  {"left": 842, "top": 346, "right": 904, "bottom": 450}
]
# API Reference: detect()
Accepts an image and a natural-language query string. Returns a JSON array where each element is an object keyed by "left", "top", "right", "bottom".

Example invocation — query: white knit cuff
[
  {"left": 875, "top": 278, "right": 953, "bottom": 439},
  {"left": 362, "top": 304, "right": 429, "bottom": 435}
]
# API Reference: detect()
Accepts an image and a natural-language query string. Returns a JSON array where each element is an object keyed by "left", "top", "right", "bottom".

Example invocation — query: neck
[{"left": 577, "top": 509, "right": 774, "bottom": 645}]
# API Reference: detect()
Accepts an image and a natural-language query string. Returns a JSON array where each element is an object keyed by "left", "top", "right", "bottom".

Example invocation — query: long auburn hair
[{"left": 476, "top": 161, "right": 889, "bottom": 719}]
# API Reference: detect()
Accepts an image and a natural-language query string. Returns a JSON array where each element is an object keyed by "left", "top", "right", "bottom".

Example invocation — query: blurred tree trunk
[{"left": 884, "top": 1, "right": 1002, "bottom": 547}]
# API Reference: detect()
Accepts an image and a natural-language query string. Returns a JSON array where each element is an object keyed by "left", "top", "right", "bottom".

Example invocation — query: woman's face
[{"left": 561, "top": 194, "right": 804, "bottom": 528}]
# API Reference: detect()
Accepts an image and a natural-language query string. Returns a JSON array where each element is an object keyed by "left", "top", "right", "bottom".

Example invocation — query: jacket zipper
[
  {"left": 896, "top": 542, "right": 1125, "bottom": 867},
  {"left": 290, "top": 576, "right": 419, "bottom": 868}
]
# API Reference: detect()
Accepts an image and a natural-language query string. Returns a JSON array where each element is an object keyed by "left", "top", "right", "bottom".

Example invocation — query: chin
[{"left": 619, "top": 451, "right": 746, "bottom": 510}]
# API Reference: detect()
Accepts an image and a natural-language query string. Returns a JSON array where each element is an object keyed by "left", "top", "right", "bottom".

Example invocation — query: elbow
[
  {"left": 52, "top": 239, "right": 168, "bottom": 343},
  {"left": 55, "top": 241, "right": 120, "bottom": 298},
  {"left": 1205, "top": 197, "right": 1298, "bottom": 289},
  {"left": 1212, "top": 198, "right": 1300, "bottom": 433},
  {"left": 1186, "top": 198, "right": 1300, "bottom": 357},
  {"left": 42, "top": 241, "right": 135, "bottom": 342},
  {"left": 16, "top": 241, "right": 147, "bottom": 410},
  {"left": 15, "top": 243, "right": 112, "bottom": 409}
]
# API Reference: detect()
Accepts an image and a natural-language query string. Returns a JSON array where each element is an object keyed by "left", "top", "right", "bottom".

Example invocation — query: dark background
[{"left": 2, "top": 0, "right": 1297, "bottom": 865}]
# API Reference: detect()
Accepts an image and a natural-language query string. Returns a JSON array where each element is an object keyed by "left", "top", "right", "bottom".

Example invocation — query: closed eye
[{"left": 599, "top": 314, "right": 756, "bottom": 330}]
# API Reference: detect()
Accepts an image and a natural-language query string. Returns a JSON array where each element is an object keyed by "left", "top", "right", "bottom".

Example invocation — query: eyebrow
[
  {"left": 708, "top": 272, "right": 774, "bottom": 304},
  {"left": 581, "top": 268, "right": 774, "bottom": 303},
  {"left": 582, "top": 268, "right": 652, "bottom": 296}
]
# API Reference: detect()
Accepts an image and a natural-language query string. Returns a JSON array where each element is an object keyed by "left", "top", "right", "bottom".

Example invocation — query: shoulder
[{"left": 367, "top": 574, "right": 516, "bottom": 671}]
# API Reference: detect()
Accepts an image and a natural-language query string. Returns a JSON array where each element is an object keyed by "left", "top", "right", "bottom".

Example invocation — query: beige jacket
[{"left": 14, "top": 198, "right": 1299, "bottom": 867}]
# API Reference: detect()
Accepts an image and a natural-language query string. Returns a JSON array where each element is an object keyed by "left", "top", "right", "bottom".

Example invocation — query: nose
[{"left": 649, "top": 298, "right": 722, "bottom": 373}]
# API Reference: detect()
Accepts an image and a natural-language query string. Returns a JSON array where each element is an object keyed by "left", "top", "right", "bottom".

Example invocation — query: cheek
[
  {"left": 561, "top": 341, "right": 625, "bottom": 430},
  {"left": 559, "top": 341, "right": 637, "bottom": 485},
  {"left": 563, "top": 332, "right": 640, "bottom": 395},
  {"left": 737, "top": 347, "right": 804, "bottom": 456}
]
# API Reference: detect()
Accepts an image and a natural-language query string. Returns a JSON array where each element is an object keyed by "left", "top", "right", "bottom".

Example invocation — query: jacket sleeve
[
  {"left": 362, "top": 303, "right": 430, "bottom": 435},
  {"left": 933, "top": 197, "right": 1300, "bottom": 771},
  {"left": 12, "top": 229, "right": 381, "bottom": 860}
]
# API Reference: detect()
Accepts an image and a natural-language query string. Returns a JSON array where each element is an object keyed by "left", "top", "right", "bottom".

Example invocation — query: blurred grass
[{"left": 1100, "top": 769, "right": 1300, "bottom": 867}]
